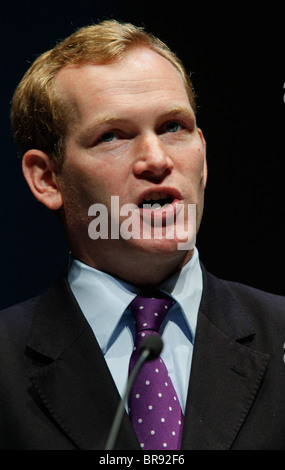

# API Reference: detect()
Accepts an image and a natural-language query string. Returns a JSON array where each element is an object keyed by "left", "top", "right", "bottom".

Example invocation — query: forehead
[{"left": 54, "top": 47, "right": 192, "bottom": 122}]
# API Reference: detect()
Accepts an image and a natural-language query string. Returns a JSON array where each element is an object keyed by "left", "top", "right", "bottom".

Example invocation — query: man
[{"left": 1, "top": 20, "right": 285, "bottom": 450}]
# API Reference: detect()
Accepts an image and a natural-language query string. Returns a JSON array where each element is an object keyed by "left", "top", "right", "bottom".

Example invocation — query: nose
[{"left": 133, "top": 133, "right": 174, "bottom": 181}]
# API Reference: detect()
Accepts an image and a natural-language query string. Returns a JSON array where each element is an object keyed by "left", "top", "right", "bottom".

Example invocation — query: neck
[{"left": 71, "top": 242, "right": 193, "bottom": 288}]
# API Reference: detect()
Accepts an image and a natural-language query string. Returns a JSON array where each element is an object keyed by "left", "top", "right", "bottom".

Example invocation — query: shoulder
[
  {"left": 0, "top": 296, "right": 39, "bottom": 330},
  {"left": 206, "top": 266, "right": 285, "bottom": 304},
  {"left": 201, "top": 262, "right": 285, "bottom": 312},
  {"left": 0, "top": 269, "right": 69, "bottom": 344},
  {"left": 0, "top": 297, "right": 40, "bottom": 349},
  {"left": 200, "top": 263, "right": 285, "bottom": 347}
]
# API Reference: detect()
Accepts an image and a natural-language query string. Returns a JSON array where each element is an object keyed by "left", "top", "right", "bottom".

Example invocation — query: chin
[{"left": 128, "top": 237, "right": 189, "bottom": 256}]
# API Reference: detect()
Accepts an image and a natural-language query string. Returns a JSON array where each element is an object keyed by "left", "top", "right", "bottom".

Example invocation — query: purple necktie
[{"left": 128, "top": 292, "right": 184, "bottom": 450}]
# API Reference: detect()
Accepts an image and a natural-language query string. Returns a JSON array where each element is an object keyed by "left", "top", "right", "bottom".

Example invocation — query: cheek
[
  {"left": 59, "top": 159, "right": 96, "bottom": 209},
  {"left": 178, "top": 144, "right": 205, "bottom": 181},
  {"left": 196, "top": 146, "right": 207, "bottom": 181},
  {"left": 62, "top": 156, "right": 131, "bottom": 207},
  {"left": 95, "top": 163, "right": 131, "bottom": 203}
]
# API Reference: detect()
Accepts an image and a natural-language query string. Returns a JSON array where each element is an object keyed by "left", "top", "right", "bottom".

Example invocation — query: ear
[
  {"left": 197, "top": 127, "right": 207, "bottom": 188},
  {"left": 22, "top": 150, "right": 63, "bottom": 210}
]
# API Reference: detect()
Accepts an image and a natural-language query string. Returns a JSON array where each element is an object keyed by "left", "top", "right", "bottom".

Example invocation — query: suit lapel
[
  {"left": 27, "top": 274, "right": 139, "bottom": 450},
  {"left": 182, "top": 268, "right": 270, "bottom": 450}
]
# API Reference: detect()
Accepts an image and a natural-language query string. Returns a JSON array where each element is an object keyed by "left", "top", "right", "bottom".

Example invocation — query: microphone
[{"left": 104, "top": 335, "right": 163, "bottom": 450}]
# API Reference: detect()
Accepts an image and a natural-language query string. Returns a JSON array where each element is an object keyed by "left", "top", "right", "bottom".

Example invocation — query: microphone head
[{"left": 138, "top": 335, "right": 163, "bottom": 361}]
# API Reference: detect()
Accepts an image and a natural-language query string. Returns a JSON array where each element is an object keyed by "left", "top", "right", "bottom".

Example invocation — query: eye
[
  {"left": 165, "top": 121, "right": 182, "bottom": 133},
  {"left": 98, "top": 131, "right": 118, "bottom": 143}
]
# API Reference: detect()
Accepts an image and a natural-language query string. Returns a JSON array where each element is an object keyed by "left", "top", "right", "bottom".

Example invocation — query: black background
[{"left": 1, "top": 0, "right": 284, "bottom": 309}]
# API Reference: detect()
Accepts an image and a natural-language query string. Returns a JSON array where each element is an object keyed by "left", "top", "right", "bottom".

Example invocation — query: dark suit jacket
[{"left": 1, "top": 264, "right": 285, "bottom": 450}]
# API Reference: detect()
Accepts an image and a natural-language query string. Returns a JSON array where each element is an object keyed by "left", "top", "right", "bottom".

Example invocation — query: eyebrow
[
  {"left": 77, "top": 114, "right": 128, "bottom": 145},
  {"left": 160, "top": 106, "right": 196, "bottom": 122}
]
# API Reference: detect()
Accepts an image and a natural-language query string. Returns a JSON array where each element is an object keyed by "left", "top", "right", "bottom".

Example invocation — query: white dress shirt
[{"left": 68, "top": 247, "right": 203, "bottom": 413}]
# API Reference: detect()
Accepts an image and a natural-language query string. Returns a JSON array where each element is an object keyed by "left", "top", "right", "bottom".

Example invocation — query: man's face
[{"left": 54, "top": 47, "right": 207, "bottom": 272}]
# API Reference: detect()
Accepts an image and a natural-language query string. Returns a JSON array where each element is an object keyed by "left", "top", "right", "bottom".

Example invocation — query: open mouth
[
  {"left": 138, "top": 194, "right": 174, "bottom": 210},
  {"left": 137, "top": 189, "right": 181, "bottom": 211}
]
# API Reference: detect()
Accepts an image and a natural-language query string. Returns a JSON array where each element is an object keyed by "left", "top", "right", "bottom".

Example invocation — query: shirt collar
[
  {"left": 68, "top": 247, "right": 202, "bottom": 352},
  {"left": 158, "top": 247, "right": 202, "bottom": 339}
]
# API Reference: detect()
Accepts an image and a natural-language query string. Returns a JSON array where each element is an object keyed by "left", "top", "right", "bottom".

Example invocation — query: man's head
[
  {"left": 11, "top": 20, "right": 207, "bottom": 286},
  {"left": 11, "top": 20, "right": 196, "bottom": 167}
]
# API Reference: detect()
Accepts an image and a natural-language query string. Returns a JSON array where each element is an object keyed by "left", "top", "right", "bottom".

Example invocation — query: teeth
[{"left": 144, "top": 192, "right": 169, "bottom": 202}]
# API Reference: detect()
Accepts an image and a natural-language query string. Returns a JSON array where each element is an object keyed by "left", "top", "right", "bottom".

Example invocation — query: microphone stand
[{"left": 104, "top": 348, "right": 150, "bottom": 450}]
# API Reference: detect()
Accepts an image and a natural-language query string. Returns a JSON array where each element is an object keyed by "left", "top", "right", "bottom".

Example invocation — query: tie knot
[{"left": 130, "top": 291, "right": 175, "bottom": 333}]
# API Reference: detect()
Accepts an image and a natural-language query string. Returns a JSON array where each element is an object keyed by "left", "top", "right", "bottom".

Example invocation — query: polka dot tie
[{"left": 128, "top": 292, "right": 184, "bottom": 450}]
